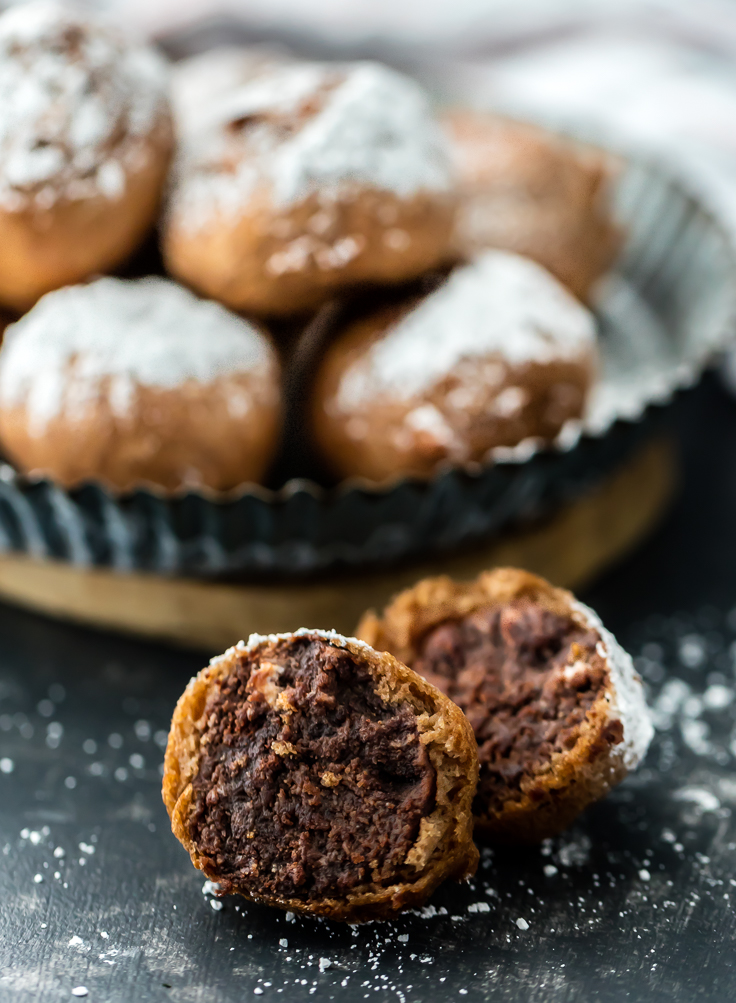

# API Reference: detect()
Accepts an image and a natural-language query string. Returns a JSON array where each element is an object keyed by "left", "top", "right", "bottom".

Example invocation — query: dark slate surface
[{"left": 1, "top": 372, "right": 736, "bottom": 1003}]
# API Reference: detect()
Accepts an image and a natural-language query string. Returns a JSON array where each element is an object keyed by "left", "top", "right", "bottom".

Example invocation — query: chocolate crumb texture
[
  {"left": 162, "top": 629, "right": 479, "bottom": 922},
  {"left": 358, "top": 567, "right": 653, "bottom": 843}
]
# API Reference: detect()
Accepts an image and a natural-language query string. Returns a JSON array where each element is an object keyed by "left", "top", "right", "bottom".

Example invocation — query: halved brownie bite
[
  {"left": 358, "top": 569, "right": 653, "bottom": 843},
  {"left": 162, "top": 629, "right": 478, "bottom": 921}
]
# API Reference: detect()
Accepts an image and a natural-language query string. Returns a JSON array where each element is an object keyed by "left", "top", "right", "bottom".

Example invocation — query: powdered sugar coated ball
[
  {"left": 0, "top": 277, "right": 281, "bottom": 492},
  {"left": 0, "top": 0, "right": 169, "bottom": 210}
]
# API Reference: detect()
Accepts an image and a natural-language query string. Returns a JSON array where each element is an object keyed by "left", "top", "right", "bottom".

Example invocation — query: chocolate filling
[
  {"left": 413, "top": 600, "right": 622, "bottom": 815},
  {"left": 189, "top": 636, "right": 436, "bottom": 902}
]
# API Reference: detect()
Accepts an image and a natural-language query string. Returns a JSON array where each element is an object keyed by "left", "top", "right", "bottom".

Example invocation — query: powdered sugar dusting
[
  {"left": 335, "top": 250, "right": 597, "bottom": 409},
  {"left": 243, "top": 628, "right": 371, "bottom": 654},
  {"left": 170, "top": 60, "right": 451, "bottom": 223},
  {"left": 0, "top": 0, "right": 168, "bottom": 210},
  {"left": 0, "top": 277, "right": 274, "bottom": 432},
  {"left": 209, "top": 629, "right": 373, "bottom": 672},
  {"left": 572, "top": 600, "right": 654, "bottom": 770},
  {"left": 171, "top": 45, "right": 290, "bottom": 140}
]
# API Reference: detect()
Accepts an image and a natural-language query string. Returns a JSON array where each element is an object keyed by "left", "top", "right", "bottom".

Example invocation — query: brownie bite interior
[
  {"left": 412, "top": 599, "right": 617, "bottom": 820},
  {"left": 163, "top": 629, "right": 479, "bottom": 920},
  {"left": 357, "top": 568, "right": 653, "bottom": 843},
  {"left": 190, "top": 634, "right": 436, "bottom": 902}
]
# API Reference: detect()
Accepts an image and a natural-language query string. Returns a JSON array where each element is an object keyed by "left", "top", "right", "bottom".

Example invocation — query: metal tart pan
[{"left": 0, "top": 156, "right": 732, "bottom": 579}]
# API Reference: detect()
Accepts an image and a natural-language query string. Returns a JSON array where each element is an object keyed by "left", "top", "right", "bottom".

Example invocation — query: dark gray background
[{"left": 1, "top": 374, "right": 735, "bottom": 1003}]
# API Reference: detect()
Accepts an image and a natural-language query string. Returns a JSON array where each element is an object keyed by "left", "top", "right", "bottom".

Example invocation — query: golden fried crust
[
  {"left": 0, "top": 363, "right": 281, "bottom": 493},
  {"left": 0, "top": 116, "right": 174, "bottom": 313},
  {"left": 443, "top": 110, "right": 622, "bottom": 301},
  {"left": 311, "top": 302, "right": 595, "bottom": 484},
  {"left": 358, "top": 568, "right": 631, "bottom": 844},
  {"left": 162, "top": 631, "right": 479, "bottom": 922},
  {"left": 163, "top": 187, "right": 456, "bottom": 319}
]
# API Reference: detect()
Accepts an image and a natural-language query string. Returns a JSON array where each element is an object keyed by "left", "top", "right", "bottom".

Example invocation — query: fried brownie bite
[
  {"left": 163, "top": 60, "right": 456, "bottom": 317},
  {"left": 311, "top": 250, "right": 597, "bottom": 484},
  {"left": 163, "top": 629, "right": 479, "bottom": 921},
  {"left": 359, "top": 568, "right": 653, "bottom": 843},
  {"left": 0, "top": 277, "right": 280, "bottom": 492},
  {"left": 442, "top": 109, "right": 621, "bottom": 301},
  {"left": 0, "top": 1, "right": 173, "bottom": 311}
]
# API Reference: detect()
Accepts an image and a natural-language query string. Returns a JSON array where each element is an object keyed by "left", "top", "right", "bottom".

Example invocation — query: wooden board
[{"left": 0, "top": 437, "right": 676, "bottom": 652}]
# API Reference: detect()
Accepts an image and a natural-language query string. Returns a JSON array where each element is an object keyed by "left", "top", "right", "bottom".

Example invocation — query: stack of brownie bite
[{"left": 0, "top": 0, "right": 620, "bottom": 496}]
